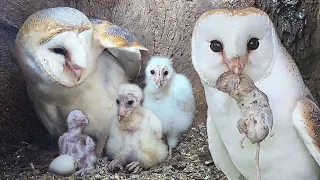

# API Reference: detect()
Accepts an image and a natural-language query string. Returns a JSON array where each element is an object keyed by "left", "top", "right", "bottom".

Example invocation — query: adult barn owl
[
  {"left": 192, "top": 7, "right": 320, "bottom": 180},
  {"left": 15, "top": 7, "right": 147, "bottom": 157}
]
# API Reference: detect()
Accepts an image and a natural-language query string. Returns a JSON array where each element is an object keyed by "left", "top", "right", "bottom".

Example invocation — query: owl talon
[
  {"left": 108, "top": 159, "right": 124, "bottom": 173},
  {"left": 125, "top": 161, "right": 142, "bottom": 173},
  {"left": 240, "top": 134, "right": 246, "bottom": 148}
]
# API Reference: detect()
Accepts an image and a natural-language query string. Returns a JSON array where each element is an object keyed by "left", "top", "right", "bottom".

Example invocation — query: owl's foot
[
  {"left": 125, "top": 161, "right": 142, "bottom": 173},
  {"left": 108, "top": 159, "right": 124, "bottom": 173},
  {"left": 73, "top": 167, "right": 94, "bottom": 176}
]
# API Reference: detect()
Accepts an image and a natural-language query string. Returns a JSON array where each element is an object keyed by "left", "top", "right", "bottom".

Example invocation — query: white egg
[{"left": 49, "top": 154, "right": 77, "bottom": 176}]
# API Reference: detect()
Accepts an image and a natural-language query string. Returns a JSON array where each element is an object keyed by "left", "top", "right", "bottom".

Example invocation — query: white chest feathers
[{"left": 144, "top": 74, "right": 195, "bottom": 134}]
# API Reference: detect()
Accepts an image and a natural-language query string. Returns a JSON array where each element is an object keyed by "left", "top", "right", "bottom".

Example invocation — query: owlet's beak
[
  {"left": 117, "top": 103, "right": 128, "bottom": 122},
  {"left": 155, "top": 78, "right": 163, "bottom": 88},
  {"left": 75, "top": 115, "right": 88, "bottom": 126}
]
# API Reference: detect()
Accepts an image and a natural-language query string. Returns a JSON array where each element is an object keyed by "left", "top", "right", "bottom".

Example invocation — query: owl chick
[
  {"left": 143, "top": 56, "right": 196, "bottom": 158},
  {"left": 216, "top": 71, "right": 274, "bottom": 180},
  {"left": 106, "top": 83, "right": 168, "bottom": 173},
  {"left": 58, "top": 110, "right": 97, "bottom": 176}
]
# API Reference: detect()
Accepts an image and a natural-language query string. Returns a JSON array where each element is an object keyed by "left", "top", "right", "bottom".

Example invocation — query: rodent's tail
[{"left": 256, "top": 142, "right": 261, "bottom": 180}]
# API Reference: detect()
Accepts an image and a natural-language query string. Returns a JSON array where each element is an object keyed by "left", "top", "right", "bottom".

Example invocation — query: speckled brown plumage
[{"left": 297, "top": 98, "right": 320, "bottom": 151}]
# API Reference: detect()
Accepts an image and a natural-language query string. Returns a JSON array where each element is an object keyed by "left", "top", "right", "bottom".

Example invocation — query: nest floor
[{"left": 0, "top": 123, "right": 227, "bottom": 180}]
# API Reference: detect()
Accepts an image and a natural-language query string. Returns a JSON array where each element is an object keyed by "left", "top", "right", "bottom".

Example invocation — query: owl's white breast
[
  {"left": 59, "top": 72, "right": 117, "bottom": 137},
  {"left": 205, "top": 50, "right": 320, "bottom": 179}
]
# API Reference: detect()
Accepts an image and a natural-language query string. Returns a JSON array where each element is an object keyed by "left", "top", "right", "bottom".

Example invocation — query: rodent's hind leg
[{"left": 239, "top": 133, "right": 247, "bottom": 148}]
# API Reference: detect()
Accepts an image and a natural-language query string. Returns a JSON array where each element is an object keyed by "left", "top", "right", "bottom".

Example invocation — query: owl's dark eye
[
  {"left": 164, "top": 71, "right": 168, "bottom": 75},
  {"left": 150, "top": 70, "right": 155, "bottom": 74},
  {"left": 51, "top": 47, "right": 67, "bottom": 56},
  {"left": 127, "top": 100, "right": 134, "bottom": 105},
  {"left": 247, "top": 38, "right": 259, "bottom": 50},
  {"left": 210, "top": 40, "right": 223, "bottom": 52},
  {"left": 116, "top": 99, "right": 120, "bottom": 104}
]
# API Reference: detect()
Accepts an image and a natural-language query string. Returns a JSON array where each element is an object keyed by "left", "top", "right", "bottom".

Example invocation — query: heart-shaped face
[
  {"left": 16, "top": 7, "right": 94, "bottom": 87},
  {"left": 145, "top": 56, "right": 174, "bottom": 89},
  {"left": 192, "top": 7, "right": 278, "bottom": 87},
  {"left": 67, "top": 109, "right": 88, "bottom": 129},
  {"left": 116, "top": 83, "right": 143, "bottom": 121}
]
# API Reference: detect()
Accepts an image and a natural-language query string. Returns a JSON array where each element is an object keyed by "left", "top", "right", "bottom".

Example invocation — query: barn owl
[
  {"left": 15, "top": 7, "right": 147, "bottom": 157},
  {"left": 192, "top": 7, "right": 320, "bottom": 180},
  {"left": 106, "top": 83, "right": 168, "bottom": 173},
  {"left": 143, "top": 56, "right": 196, "bottom": 158}
]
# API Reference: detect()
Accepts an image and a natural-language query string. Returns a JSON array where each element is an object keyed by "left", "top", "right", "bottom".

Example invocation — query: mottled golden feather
[
  {"left": 17, "top": 14, "right": 91, "bottom": 46},
  {"left": 91, "top": 18, "right": 147, "bottom": 50},
  {"left": 200, "top": 7, "right": 266, "bottom": 20}
]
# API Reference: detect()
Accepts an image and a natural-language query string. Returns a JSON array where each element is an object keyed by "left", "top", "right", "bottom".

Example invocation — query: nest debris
[{"left": 1, "top": 123, "right": 227, "bottom": 180}]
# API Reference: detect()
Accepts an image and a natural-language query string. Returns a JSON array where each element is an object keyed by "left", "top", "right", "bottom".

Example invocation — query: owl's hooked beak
[
  {"left": 225, "top": 55, "right": 246, "bottom": 74},
  {"left": 65, "top": 60, "right": 82, "bottom": 81},
  {"left": 155, "top": 78, "right": 163, "bottom": 88},
  {"left": 118, "top": 108, "right": 131, "bottom": 122},
  {"left": 118, "top": 109, "right": 126, "bottom": 120},
  {"left": 153, "top": 73, "right": 163, "bottom": 88},
  {"left": 75, "top": 116, "right": 88, "bottom": 126}
]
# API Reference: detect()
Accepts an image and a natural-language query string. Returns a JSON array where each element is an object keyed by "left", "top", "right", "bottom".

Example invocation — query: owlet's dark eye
[
  {"left": 210, "top": 40, "right": 223, "bottom": 52},
  {"left": 51, "top": 48, "right": 67, "bottom": 56},
  {"left": 247, "top": 38, "right": 260, "bottom": 50},
  {"left": 150, "top": 70, "right": 155, "bottom": 74},
  {"left": 127, "top": 100, "right": 134, "bottom": 105},
  {"left": 116, "top": 99, "right": 120, "bottom": 104},
  {"left": 164, "top": 71, "right": 168, "bottom": 75}
]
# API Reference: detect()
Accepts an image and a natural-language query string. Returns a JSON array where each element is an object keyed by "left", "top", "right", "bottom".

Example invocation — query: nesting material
[
  {"left": 216, "top": 71, "right": 274, "bottom": 180},
  {"left": 1, "top": 123, "right": 226, "bottom": 179}
]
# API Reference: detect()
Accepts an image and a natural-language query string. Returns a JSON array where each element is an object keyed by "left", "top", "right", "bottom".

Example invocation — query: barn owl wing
[
  {"left": 90, "top": 18, "right": 148, "bottom": 81},
  {"left": 293, "top": 96, "right": 320, "bottom": 166}
]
